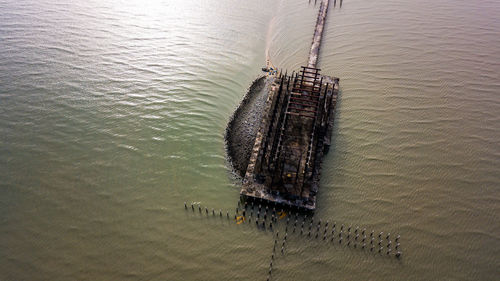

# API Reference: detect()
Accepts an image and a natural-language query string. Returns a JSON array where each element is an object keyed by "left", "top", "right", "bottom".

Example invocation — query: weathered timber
[
  {"left": 234, "top": 0, "right": 339, "bottom": 211},
  {"left": 308, "top": 0, "right": 330, "bottom": 68},
  {"left": 240, "top": 69, "right": 339, "bottom": 210}
]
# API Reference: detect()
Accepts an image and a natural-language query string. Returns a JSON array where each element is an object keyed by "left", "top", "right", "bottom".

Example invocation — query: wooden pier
[
  {"left": 240, "top": 69, "right": 339, "bottom": 210},
  {"left": 240, "top": 0, "right": 338, "bottom": 211},
  {"left": 308, "top": 0, "right": 330, "bottom": 68}
]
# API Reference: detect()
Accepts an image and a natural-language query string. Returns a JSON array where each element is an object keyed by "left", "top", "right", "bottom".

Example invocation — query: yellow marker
[
  {"left": 277, "top": 211, "right": 287, "bottom": 219},
  {"left": 236, "top": 216, "right": 246, "bottom": 224}
]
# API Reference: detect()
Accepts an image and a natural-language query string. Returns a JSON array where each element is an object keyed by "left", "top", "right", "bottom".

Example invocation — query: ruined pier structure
[
  {"left": 308, "top": 0, "right": 329, "bottom": 69},
  {"left": 240, "top": 69, "right": 339, "bottom": 210},
  {"left": 240, "top": 0, "right": 338, "bottom": 210}
]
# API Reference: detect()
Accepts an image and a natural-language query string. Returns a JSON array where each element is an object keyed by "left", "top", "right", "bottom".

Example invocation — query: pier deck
[
  {"left": 240, "top": 68, "right": 339, "bottom": 210},
  {"left": 239, "top": 0, "right": 338, "bottom": 211}
]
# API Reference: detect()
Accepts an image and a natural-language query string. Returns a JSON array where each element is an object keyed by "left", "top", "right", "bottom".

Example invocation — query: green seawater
[{"left": 1, "top": 0, "right": 499, "bottom": 280}]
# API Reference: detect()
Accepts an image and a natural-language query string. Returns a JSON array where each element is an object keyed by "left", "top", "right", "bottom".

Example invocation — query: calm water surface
[{"left": 1, "top": 0, "right": 499, "bottom": 280}]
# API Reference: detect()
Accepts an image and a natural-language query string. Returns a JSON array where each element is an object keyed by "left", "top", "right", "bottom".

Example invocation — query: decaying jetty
[
  {"left": 193, "top": 1, "right": 404, "bottom": 270},
  {"left": 239, "top": 0, "right": 339, "bottom": 210},
  {"left": 240, "top": 69, "right": 339, "bottom": 210}
]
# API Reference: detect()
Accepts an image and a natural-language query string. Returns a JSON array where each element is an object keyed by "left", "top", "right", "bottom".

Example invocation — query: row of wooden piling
[
  {"left": 310, "top": 0, "right": 342, "bottom": 8},
  {"left": 267, "top": 231, "right": 287, "bottom": 281},
  {"left": 185, "top": 201, "right": 402, "bottom": 259},
  {"left": 185, "top": 201, "right": 233, "bottom": 218},
  {"left": 183, "top": 201, "right": 282, "bottom": 231},
  {"left": 309, "top": 0, "right": 342, "bottom": 6},
  {"left": 238, "top": 199, "right": 403, "bottom": 258}
]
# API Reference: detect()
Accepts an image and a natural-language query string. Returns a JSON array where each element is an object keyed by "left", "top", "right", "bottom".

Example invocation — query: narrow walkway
[{"left": 308, "top": 0, "right": 330, "bottom": 68}]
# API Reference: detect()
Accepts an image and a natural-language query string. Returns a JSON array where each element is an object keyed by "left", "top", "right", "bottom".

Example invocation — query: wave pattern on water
[{"left": 1, "top": 0, "right": 500, "bottom": 280}]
